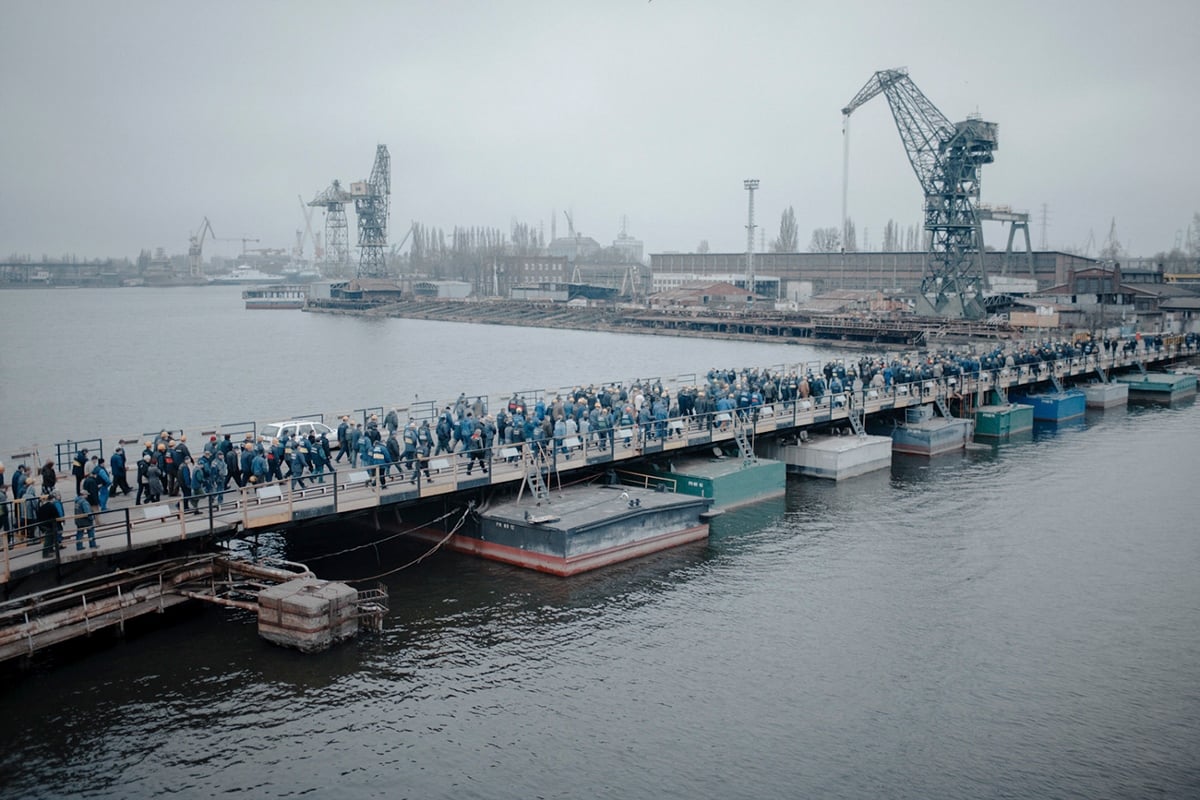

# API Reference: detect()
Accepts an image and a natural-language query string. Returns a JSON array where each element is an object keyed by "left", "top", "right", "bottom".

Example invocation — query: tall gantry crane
[
  {"left": 354, "top": 144, "right": 391, "bottom": 279},
  {"left": 187, "top": 217, "right": 216, "bottom": 277},
  {"left": 842, "top": 68, "right": 998, "bottom": 318},
  {"left": 309, "top": 180, "right": 353, "bottom": 277}
]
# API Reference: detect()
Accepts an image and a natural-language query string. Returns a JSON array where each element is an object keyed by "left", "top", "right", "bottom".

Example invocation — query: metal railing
[
  {"left": 55, "top": 439, "right": 103, "bottom": 476},
  {"left": 5, "top": 340, "right": 1194, "bottom": 584}
]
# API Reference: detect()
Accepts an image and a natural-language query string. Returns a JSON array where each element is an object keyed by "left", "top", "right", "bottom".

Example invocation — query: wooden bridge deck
[{"left": 3, "top": 343, "right": 1194, "bottom": 587}]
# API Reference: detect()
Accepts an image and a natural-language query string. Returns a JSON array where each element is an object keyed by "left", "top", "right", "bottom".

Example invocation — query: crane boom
[{"left": 842, "top": 68, "right": 998, "bottom": 319}]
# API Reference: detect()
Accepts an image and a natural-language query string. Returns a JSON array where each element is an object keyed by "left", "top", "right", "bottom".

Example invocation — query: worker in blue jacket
[
  {"left": 73, "top": 488, "right": 96, "bottom": 550},
  {"left": 289, "top": 449, "right": 307, "bottom": 490},
  {"left": 458, "top": 413, "right": 477, "bottom": 452},
  {"left": 368, "top": 440, "right": 390, "bottom": 488},
  {"left": 401, "top": 423, "right": 419, "bottom": 480}
]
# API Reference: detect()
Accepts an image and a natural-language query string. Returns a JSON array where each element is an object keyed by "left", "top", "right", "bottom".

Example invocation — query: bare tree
[
  {"left": 696, "top": 240, "right": 710, "bottom": 254},
  {"left": 882, "top": 219, "right": 899, "bottom": 251},
  {"left": 1099, "top": 218, "right": 1123, "bottom": 261},
  {"left": 772, "top": 207, "right": 798, "bottom": 252},
  {"left": 843, "top": 218, "right": 857, "bottom": 252},
  {"left": 1153, "top": 247, "right": 1190, "bottom": 272},
  {"left": 809, "top": 227, "right": 842, "bottom": 253}
]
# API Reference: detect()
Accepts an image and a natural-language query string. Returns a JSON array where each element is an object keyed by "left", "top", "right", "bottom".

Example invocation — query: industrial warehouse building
[{"left": 649, "top": 250, "right": 1100, "bottom": 299}]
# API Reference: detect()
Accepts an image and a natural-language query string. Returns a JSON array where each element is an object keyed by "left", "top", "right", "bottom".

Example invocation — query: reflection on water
[{"left": 2, "top": 290, "right": 1199, "bottom": 798}]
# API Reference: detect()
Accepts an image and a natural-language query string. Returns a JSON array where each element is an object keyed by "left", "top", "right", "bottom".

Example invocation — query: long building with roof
[{"left": 650, "top": 250, "right": 1100, "bottom": 298}]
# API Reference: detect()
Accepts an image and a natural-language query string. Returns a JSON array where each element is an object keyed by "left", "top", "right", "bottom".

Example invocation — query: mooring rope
[
  {"left": 303, "top": 506, "right": 462, "bottom": 563},
  {"left": 335, "top": 505, "right": 473, "bottom": 584}
]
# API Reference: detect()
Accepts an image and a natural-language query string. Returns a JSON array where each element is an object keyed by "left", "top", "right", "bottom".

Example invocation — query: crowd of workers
[{"left": 2, "top": 331, "right": 1196, "bottom": 558}]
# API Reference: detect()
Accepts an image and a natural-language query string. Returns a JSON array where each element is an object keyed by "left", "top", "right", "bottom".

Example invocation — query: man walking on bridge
[
  {"left": 336, "top": 416, "right": 350, "bottom": 463},
  {"left": 73, "top": 487, "right": 97, "bottom": 551}
]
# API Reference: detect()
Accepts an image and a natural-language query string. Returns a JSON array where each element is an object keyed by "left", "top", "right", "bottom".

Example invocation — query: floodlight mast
[{"left": 744, "top": 179, "right": 759, "bottom": 299}]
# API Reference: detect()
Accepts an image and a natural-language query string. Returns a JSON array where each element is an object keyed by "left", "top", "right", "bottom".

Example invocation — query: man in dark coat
[
  {"left": 72, "top": 448, "right": 88, "bottom": 493},
  {"left": 110, "top": 447, "right": 132, "bottom": 496}
]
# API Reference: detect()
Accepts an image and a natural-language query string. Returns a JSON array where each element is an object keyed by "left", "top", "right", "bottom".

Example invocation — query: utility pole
[{"left": 744, "top": 179, "right": 759, "bottom": 300}]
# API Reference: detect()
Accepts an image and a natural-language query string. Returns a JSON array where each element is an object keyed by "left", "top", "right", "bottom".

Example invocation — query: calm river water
[{"left": 1, "top": 287, "right": 1198, "bottom": 799}]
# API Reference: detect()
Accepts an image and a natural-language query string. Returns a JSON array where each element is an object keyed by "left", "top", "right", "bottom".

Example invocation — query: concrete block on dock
[
  {"left": 1083, "top": 381, "right": 1128, "bottom": 409},
  {"left": 889, "top": 417, "right": 974, "bottom": 456},
  {"left": 767, "top": 434, "right": 892, "bottom": 480},
  {"left": 257, "top": 577, "right": 359, "bottom": 653}
]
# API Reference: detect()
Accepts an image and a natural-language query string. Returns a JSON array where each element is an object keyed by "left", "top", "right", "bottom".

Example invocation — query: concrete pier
[
  {"left": 876, "top": 404, "right": 974, "bottom": 456},
  {"left": 765, "top": 434, "right": 892, "bottom": 480},
  {"left": 257, "top": 577, "right": 362, "bottom": 653},
  {"left": 1083, "top": 381, "right": 1129, "bottom": 409}
]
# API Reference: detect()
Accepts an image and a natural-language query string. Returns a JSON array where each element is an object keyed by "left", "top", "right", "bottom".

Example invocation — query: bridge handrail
[{"left": 5, "top": 340, "right": 1194, "bottom": 584}]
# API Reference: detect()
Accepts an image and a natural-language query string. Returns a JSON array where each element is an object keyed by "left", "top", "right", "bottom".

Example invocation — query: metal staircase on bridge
[
  {"left": 934, "top": 395, "right": 953, "bottom": 419},
  {"left": 846, "top": 401, "right": 866, "bottom": 437},
  {"left": 1049, "top": 372, "right": 1064, "bottom": 392},
  {"left": 522, "top": 450, "right": 550, "bottom": 503},
  {"left": 734, "top": 417, "right": 758, "bottom": 465}
]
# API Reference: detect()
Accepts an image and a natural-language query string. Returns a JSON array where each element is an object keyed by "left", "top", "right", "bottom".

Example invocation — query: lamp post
[{"left": 744, "top": 179, "right": 759, "bottom": 301}]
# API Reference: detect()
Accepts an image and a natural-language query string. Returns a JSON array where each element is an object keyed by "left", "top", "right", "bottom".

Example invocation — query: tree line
[
  {"left": 752, "top": 206, "right": 928, "bottom": 253},
  {"left": 401, "top": 220, "right": 545, "bottom": 280}
]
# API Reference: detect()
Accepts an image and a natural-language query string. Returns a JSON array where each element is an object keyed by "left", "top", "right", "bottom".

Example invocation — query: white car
[{"left": 259, "top": 420, "right": 339, "bottom": 446}]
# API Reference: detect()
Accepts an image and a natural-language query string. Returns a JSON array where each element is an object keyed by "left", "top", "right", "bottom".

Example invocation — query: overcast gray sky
[{"left": 3, "top": 0, "right": 1197, "bottom": 262}]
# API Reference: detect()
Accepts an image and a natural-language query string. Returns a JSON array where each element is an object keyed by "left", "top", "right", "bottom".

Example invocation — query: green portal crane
[{"left": 843, "top": 68, "right": 998, "bottom": 319}]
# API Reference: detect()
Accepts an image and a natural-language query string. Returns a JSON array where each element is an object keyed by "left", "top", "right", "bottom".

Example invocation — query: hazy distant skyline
[{"left": 3, "top": 0, "right": 1197, "bottom": 263}]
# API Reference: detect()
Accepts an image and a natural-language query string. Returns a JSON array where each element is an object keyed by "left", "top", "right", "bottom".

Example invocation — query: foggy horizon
[{"left": 3, "top": 0, "right": 1198, "bottom": 263}]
